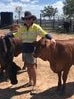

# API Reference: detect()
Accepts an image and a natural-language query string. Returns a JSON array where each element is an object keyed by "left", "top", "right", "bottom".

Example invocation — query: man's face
[{"left": 24, "top": 17, "right": 33, "bottom": 26}]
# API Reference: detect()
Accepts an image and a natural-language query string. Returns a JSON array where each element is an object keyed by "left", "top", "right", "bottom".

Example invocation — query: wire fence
[{"left": 37, "top": 19, "right": 74, "bottom": 33}]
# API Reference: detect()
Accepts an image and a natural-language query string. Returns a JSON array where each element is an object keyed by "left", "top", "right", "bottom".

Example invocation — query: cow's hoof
[{"left": 11, "top": 80, "right": 18, "bottom": 85}]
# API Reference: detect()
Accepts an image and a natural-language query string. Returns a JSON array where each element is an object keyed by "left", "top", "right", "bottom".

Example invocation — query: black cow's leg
[{"left": 0, "top": 68, "right": 4, "bottom": 80}]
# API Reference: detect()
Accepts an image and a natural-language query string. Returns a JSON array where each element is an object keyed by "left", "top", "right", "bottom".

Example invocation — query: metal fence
[{"left": 37, "top": 19, "right": 74, "bottom": 33}]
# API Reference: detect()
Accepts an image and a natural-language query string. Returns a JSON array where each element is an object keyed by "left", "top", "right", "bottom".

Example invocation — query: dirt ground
[{"left": 0, "top": 30, "right": 74, "bottom": 99}]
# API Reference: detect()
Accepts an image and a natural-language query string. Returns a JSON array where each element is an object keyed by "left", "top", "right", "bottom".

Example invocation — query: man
[{"left": 14, "top": 11, "right": 56, "bottom": 94}]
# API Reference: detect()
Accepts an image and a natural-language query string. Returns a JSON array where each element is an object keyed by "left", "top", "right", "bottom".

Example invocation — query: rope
[{"left": 2, "top": 38, "right": 7, "bottom": 53}]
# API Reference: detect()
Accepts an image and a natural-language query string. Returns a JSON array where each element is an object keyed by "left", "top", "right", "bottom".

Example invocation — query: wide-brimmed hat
[{"left": 22, "top": 11, "right": 37, "bottom": 20}]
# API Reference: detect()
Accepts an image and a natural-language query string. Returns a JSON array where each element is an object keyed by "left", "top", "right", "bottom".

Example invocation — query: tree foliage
[
  {"left": 41, "top": 5, "right": 57, "bottom": 19},
  {"left": 63, "top": 0, "right": 74, "bottom": 17},
  {"left": 15, "top": 6, "right": 22, "bottom": 20}
]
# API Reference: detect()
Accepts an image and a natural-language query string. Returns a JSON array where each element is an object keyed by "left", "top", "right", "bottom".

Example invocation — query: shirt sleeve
[
  {"left": 13, "top": 32, "right": 20, "bottom": 38},
  {"left": 36, "top": 24, "right": 47, "bottom": 37},
  {"left": 13, "top": 26, "right": 23, "bottom": 39}
]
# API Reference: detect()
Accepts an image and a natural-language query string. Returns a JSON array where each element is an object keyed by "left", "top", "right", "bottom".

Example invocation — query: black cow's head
[
  {"left": 6, "top": 62, "right": 21, "bottom": 85},
  {"left": 12, "top": 37, "right": 22, "bottom": 57}
]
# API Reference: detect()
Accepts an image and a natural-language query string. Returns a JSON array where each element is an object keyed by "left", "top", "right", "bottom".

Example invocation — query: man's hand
[
  {"left": 51, "top": 38, "right": 56, "bottom": 44},
  {"left": 50, "top": 38, "right": 56, "bottom": 48}
]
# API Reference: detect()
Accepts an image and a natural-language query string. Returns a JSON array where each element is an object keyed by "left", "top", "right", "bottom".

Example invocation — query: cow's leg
[
  {"left": 61, "top": 66, "right": 70, "bottom": 93},
  {"left": 0, "top": 68, "right": 4, "bottom": 80},
  {"left": 57, "top": 72, "right": 62, "bottom": 91}
]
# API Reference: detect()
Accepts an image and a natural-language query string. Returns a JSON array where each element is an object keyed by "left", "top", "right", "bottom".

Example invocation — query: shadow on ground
[
  {"left": 0, "top": 82, "right": 73, "bottom": 99},
  {"left": 0, "top": 82, "right": 31, "bottom": 99},
  {"left": 31, "top": 82, "right": 74, "bottom": 99}
]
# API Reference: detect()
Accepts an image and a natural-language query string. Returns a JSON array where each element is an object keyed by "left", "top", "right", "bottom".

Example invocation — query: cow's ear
[
  {"left": 45, "top": 39, "right": 51, "bottom": 47},
  {"left": 41, "top": 38, "right": 46, "bottom": 45},
  {"left": 40, "top": 38, "right": 51, "bottom": 47}
]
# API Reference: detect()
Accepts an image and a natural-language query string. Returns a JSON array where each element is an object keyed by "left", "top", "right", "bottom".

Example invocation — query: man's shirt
[{"left": 14, "top": 23, "right": 47, "bottom": 43}]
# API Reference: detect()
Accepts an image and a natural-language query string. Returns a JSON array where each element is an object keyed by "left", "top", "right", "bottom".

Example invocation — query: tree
[
  {"left": 15, "top": 6, "right": 22, "bottom": 21},
  {"left": 41, "top": 5, "right": 57, "bottom": 19},
  {"left": 41, "top": 5, "right": 57, "bottom": 28},
  {"left": 63, "top": 0, "right": 74, "bottom": 18}
]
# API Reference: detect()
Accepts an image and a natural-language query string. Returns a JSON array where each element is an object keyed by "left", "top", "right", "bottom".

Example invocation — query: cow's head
[
  {"left": 12, "top": 38, "right": 22, "bottom": 57},
  {"left": 9, "top": 24, "right": 20, "bottom": 32},
  {"left": 33, "top": 37, "right": 52, "bottom": 61},
  {"left": 6, "top": 62, "right": 21, "bottom": 85}
]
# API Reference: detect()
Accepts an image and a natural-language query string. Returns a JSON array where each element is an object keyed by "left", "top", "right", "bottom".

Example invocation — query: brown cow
[{"left": 33, "top": 37, "right": 74, "bottom": 94}]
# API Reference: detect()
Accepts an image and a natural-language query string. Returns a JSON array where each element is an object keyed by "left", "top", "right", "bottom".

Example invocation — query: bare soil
[{"left": 0, "top": 30, "right": 74, "bottom": 99}]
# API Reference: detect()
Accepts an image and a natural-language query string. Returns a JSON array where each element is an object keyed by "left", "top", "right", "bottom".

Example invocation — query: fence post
[{"left": 40, "top": 13, "right": 42, "bottom": 26}]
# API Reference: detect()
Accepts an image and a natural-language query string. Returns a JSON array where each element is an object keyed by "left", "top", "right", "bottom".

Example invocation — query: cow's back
[{"left": 55, "top": 39, "right": 74, "bottom": 64}]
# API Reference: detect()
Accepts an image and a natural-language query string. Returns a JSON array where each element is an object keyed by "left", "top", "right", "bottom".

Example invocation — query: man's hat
[{"left": 22, "top": 11, "right": 37, "bottom": 20}]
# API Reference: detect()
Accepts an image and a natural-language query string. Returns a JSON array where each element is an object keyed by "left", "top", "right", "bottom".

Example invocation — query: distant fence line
[
  {"left": 0, "top": 17, "right": 74, "bottom": 33},
  {"left": 37, "top": 19, "right": 74, "bottom": 33}
]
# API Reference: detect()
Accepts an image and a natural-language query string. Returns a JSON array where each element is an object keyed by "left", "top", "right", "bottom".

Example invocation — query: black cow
[
  {"left": 0, "top": 36, "right": 21, "bottom": 84},
  {"left": 63, "top": 21, "right": 71, "bottom": 32}
]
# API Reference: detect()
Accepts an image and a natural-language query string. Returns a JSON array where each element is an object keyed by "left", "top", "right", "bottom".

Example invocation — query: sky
[{"left": 0, "top": 0, "right": 64, "bottom": 19}]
